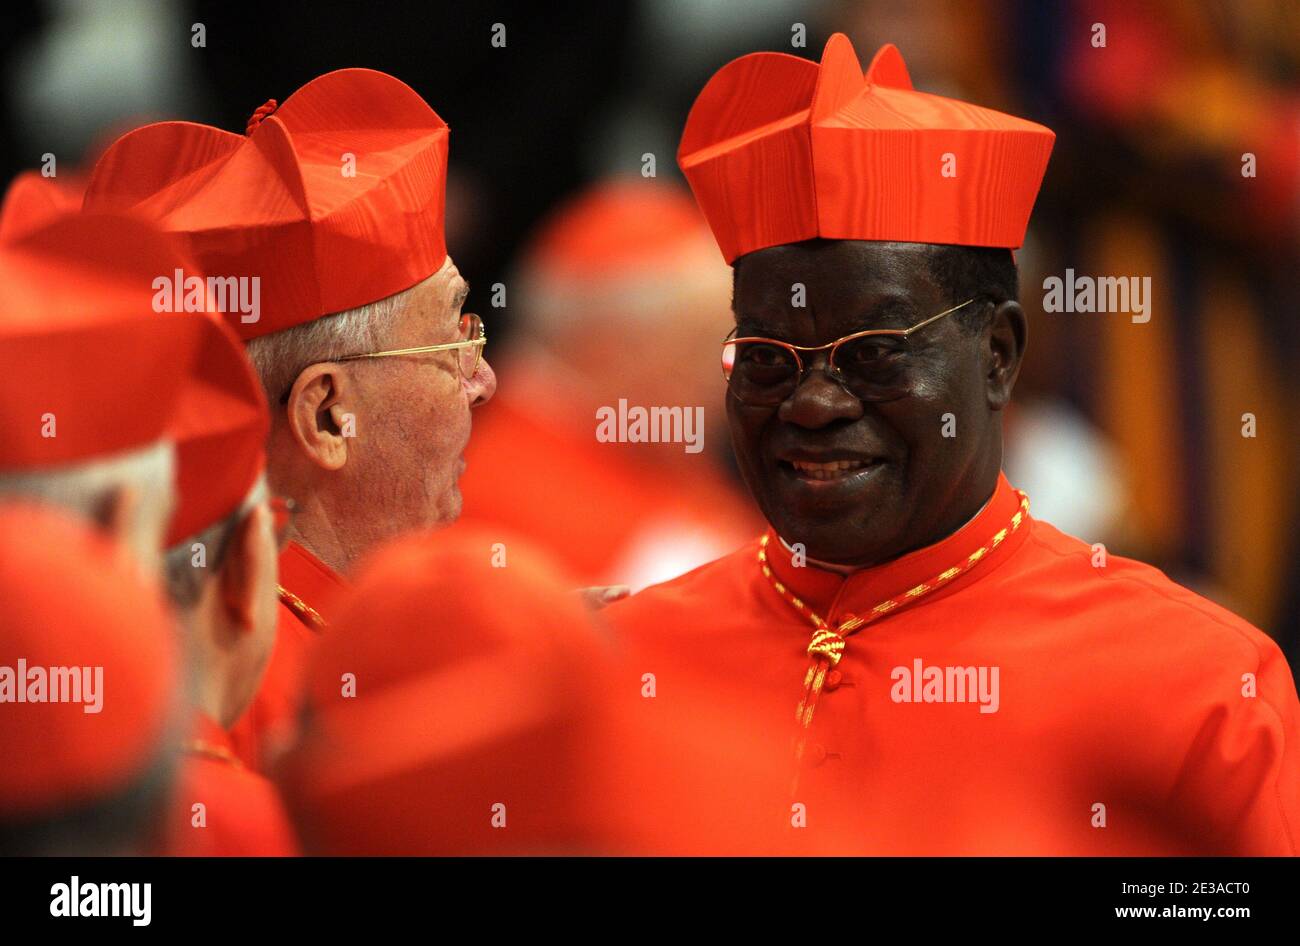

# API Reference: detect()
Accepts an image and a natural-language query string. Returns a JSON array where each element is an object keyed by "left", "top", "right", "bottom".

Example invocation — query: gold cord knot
[{"left": 807, "top": 627, "right": 846, "bottom": 666}]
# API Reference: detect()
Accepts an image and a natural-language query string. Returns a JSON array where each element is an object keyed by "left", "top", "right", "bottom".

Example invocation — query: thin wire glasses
[
  {"left": 335, "top": 312, "right": 486, "bottom": 377},
  {"left": 280, "top": 313, "right": 486, "bottom": 403},
  {"left": 721, "top": 299, "right": 974, "bottom": 406}
]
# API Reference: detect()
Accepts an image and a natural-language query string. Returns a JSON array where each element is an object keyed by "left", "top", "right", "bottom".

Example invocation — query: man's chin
[
  {"left": 767, "top": 518, "right": 900, "bottom": 569},
  {"left": 431, "top": 485, "right": 463, "bottom": 528}
]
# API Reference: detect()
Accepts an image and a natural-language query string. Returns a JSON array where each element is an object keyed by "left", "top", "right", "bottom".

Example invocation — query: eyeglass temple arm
[
  {"left": 336, "top": 338, "right": 486, "bottom": 362},
  {"left": 899, "top": 298, "right": 976, "bottom": 335}
]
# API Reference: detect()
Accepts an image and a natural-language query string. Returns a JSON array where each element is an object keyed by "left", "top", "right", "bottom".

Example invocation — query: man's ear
[
  {"left": 285, "top": 363, "right": 353, "bottom": 471},
  {"left": 100, "top": 485, "right": 167, "bottom": 574},
  {"left": 985, "top": 300, "right": 1027, "bottom": 411},
  {"left": 100, "top": 484, "right": 141, "bottom": 542},
  {"left": 220, "top": 504, "right": 274, "bottom": 632}
]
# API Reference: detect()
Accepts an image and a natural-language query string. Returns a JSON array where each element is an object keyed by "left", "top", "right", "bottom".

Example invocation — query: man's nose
[
  {"left": 466, "top": 355, "right": 497, "bottom": 407},
  {"left": 777, "top": 366, "right": 862, "bottom": 429}
]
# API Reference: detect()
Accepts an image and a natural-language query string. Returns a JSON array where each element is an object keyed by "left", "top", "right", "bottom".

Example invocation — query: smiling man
[
  {"left": 727, "top": 240, "right": 1016, "bottom": 566},
  {"left": 603, "top": 35, "right": 1300, "bottom": 855},
  {"left": 83, "top": 69, "right": 497, "bottom": 769}
]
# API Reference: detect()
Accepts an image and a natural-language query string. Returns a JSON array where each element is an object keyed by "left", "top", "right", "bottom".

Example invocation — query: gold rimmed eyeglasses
[
  {"left": 280, "top": 313, "right": 486, "bottom": 403},
  {"left": 336, "top": 312, "right": 486, "bottom": 376},
  {"left": 721, "top": 298, "right": 975, "bottom": 406}
]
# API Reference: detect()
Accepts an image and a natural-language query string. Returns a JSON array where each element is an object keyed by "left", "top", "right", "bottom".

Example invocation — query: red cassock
[
  {"left": 166, "top": 714, "right": 298, "bottom": 856},
  {"left": 228, "top": 542, "right": 346, "bottom": 771},
  {"left": 603, "top": 473, "right": 1300, "bottom": 855}
]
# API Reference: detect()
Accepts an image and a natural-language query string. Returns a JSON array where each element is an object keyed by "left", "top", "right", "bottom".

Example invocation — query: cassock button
[
  {"left": 806, "top": 743, "right": 828, "bottom": 767},
  {"left": 824, "top": 670, "right": 844, "bottom": 691}
]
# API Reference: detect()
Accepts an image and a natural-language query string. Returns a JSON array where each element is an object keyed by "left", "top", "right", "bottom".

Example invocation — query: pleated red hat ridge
[
  {"left": 0, "top": 208, "right": 268, "bottom": 546},
  {"left": 679, "top": 33, "right": 1056, "bottom": 263},
  {"left": 81, "top": 68, "right": 450, "bottom": 340}
]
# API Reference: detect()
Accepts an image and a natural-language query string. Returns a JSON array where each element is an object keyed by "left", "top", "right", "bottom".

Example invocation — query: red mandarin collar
[
  {"left": 763, "top": 472, "right": 1031, "bottom": 628},
  {"left": 278, "top": 541, "right": 349, "bottom": 630}
]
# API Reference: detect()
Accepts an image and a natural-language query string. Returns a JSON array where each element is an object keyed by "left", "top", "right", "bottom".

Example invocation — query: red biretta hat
[
  {"left": 0, "top": 212, "right": 268, "bottom": 546},
  {"left": 679, "top": 34, "right": 1055, "bottom": 263},
  {"left": 82, "top": 69, "right": 450, "bottom": 340},
  {"left": 0, "top": 504, "right": 180, "bottom": 816}
]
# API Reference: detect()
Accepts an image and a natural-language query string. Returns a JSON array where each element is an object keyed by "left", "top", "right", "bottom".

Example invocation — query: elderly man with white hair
[{"left": 85, "top": 68, "right": 497, "bottom": 768}]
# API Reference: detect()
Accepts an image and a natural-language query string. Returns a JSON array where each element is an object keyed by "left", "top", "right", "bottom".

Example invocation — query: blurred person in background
[
  {"left": 281, "top": 524, "right": 819, "bottom": 856},
  {"left": 460, "top": 179, "right": 761, "bottom": 591},
  {"left": 0, "top": 212, "right": 251, "bottom": 577},
  {"left": 0, "top": 198, "right": 297, "bottom": 854},
  {"left": 154, "top": 311, "right": 297, "bottom": 856},
  {"left": 605, "top": 33, "right": 1299, "bottom": 855},
  {"left": 281, "top": 526, "right": 623, "bottom": 855},
  {"left": 83, "top": 68, "right": 496, "bottom": 770},
  {"left": 0, "top": 504, "right": 181, "bottom": 856},
  {"left": 161, "top": 469, "right": 298, "bottom": 857}
]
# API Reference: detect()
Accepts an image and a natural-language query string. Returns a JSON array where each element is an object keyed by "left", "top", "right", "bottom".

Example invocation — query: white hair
[
  {"left": 245, "top": 290, "right": 410, "bottom": 403},
  {"left": 0, "top": 439, "right": 175, "bottom": 568},
  {"left": 163, "top": 475, "right": 269, "bottom": 610}
]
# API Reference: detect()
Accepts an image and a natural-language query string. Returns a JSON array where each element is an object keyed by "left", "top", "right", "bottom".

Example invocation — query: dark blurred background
[{"left": 2, "top": 0, "right": 1296, "bottom": 664}]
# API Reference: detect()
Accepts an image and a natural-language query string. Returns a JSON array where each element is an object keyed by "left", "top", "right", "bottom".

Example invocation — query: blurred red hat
[
  {"left": 281, "top": 526, "right": 617, "bottom": 855},
  {"left": 0, "top": 503, "right": 180, "bottom": 815},
  {"left": 82, "top": 69, "right": 450, "bottom": 340},
  {"left": 0, "top": 211, "right": 268, "bottom": 546},
  {"left": 679, "top": 34, "right": 1056, "bottom": 262},
  {"left": 0, "top": 171, "right": 86, "bottom": 243},
  {"left": 522, "top": 178, "right": 711, "bottom": 278},
  {"left": 281, "top": 523, "right": 814, "bottom": 855},
  {"left": 161, "top": 310, "right": 268, "bottom": 545}
]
